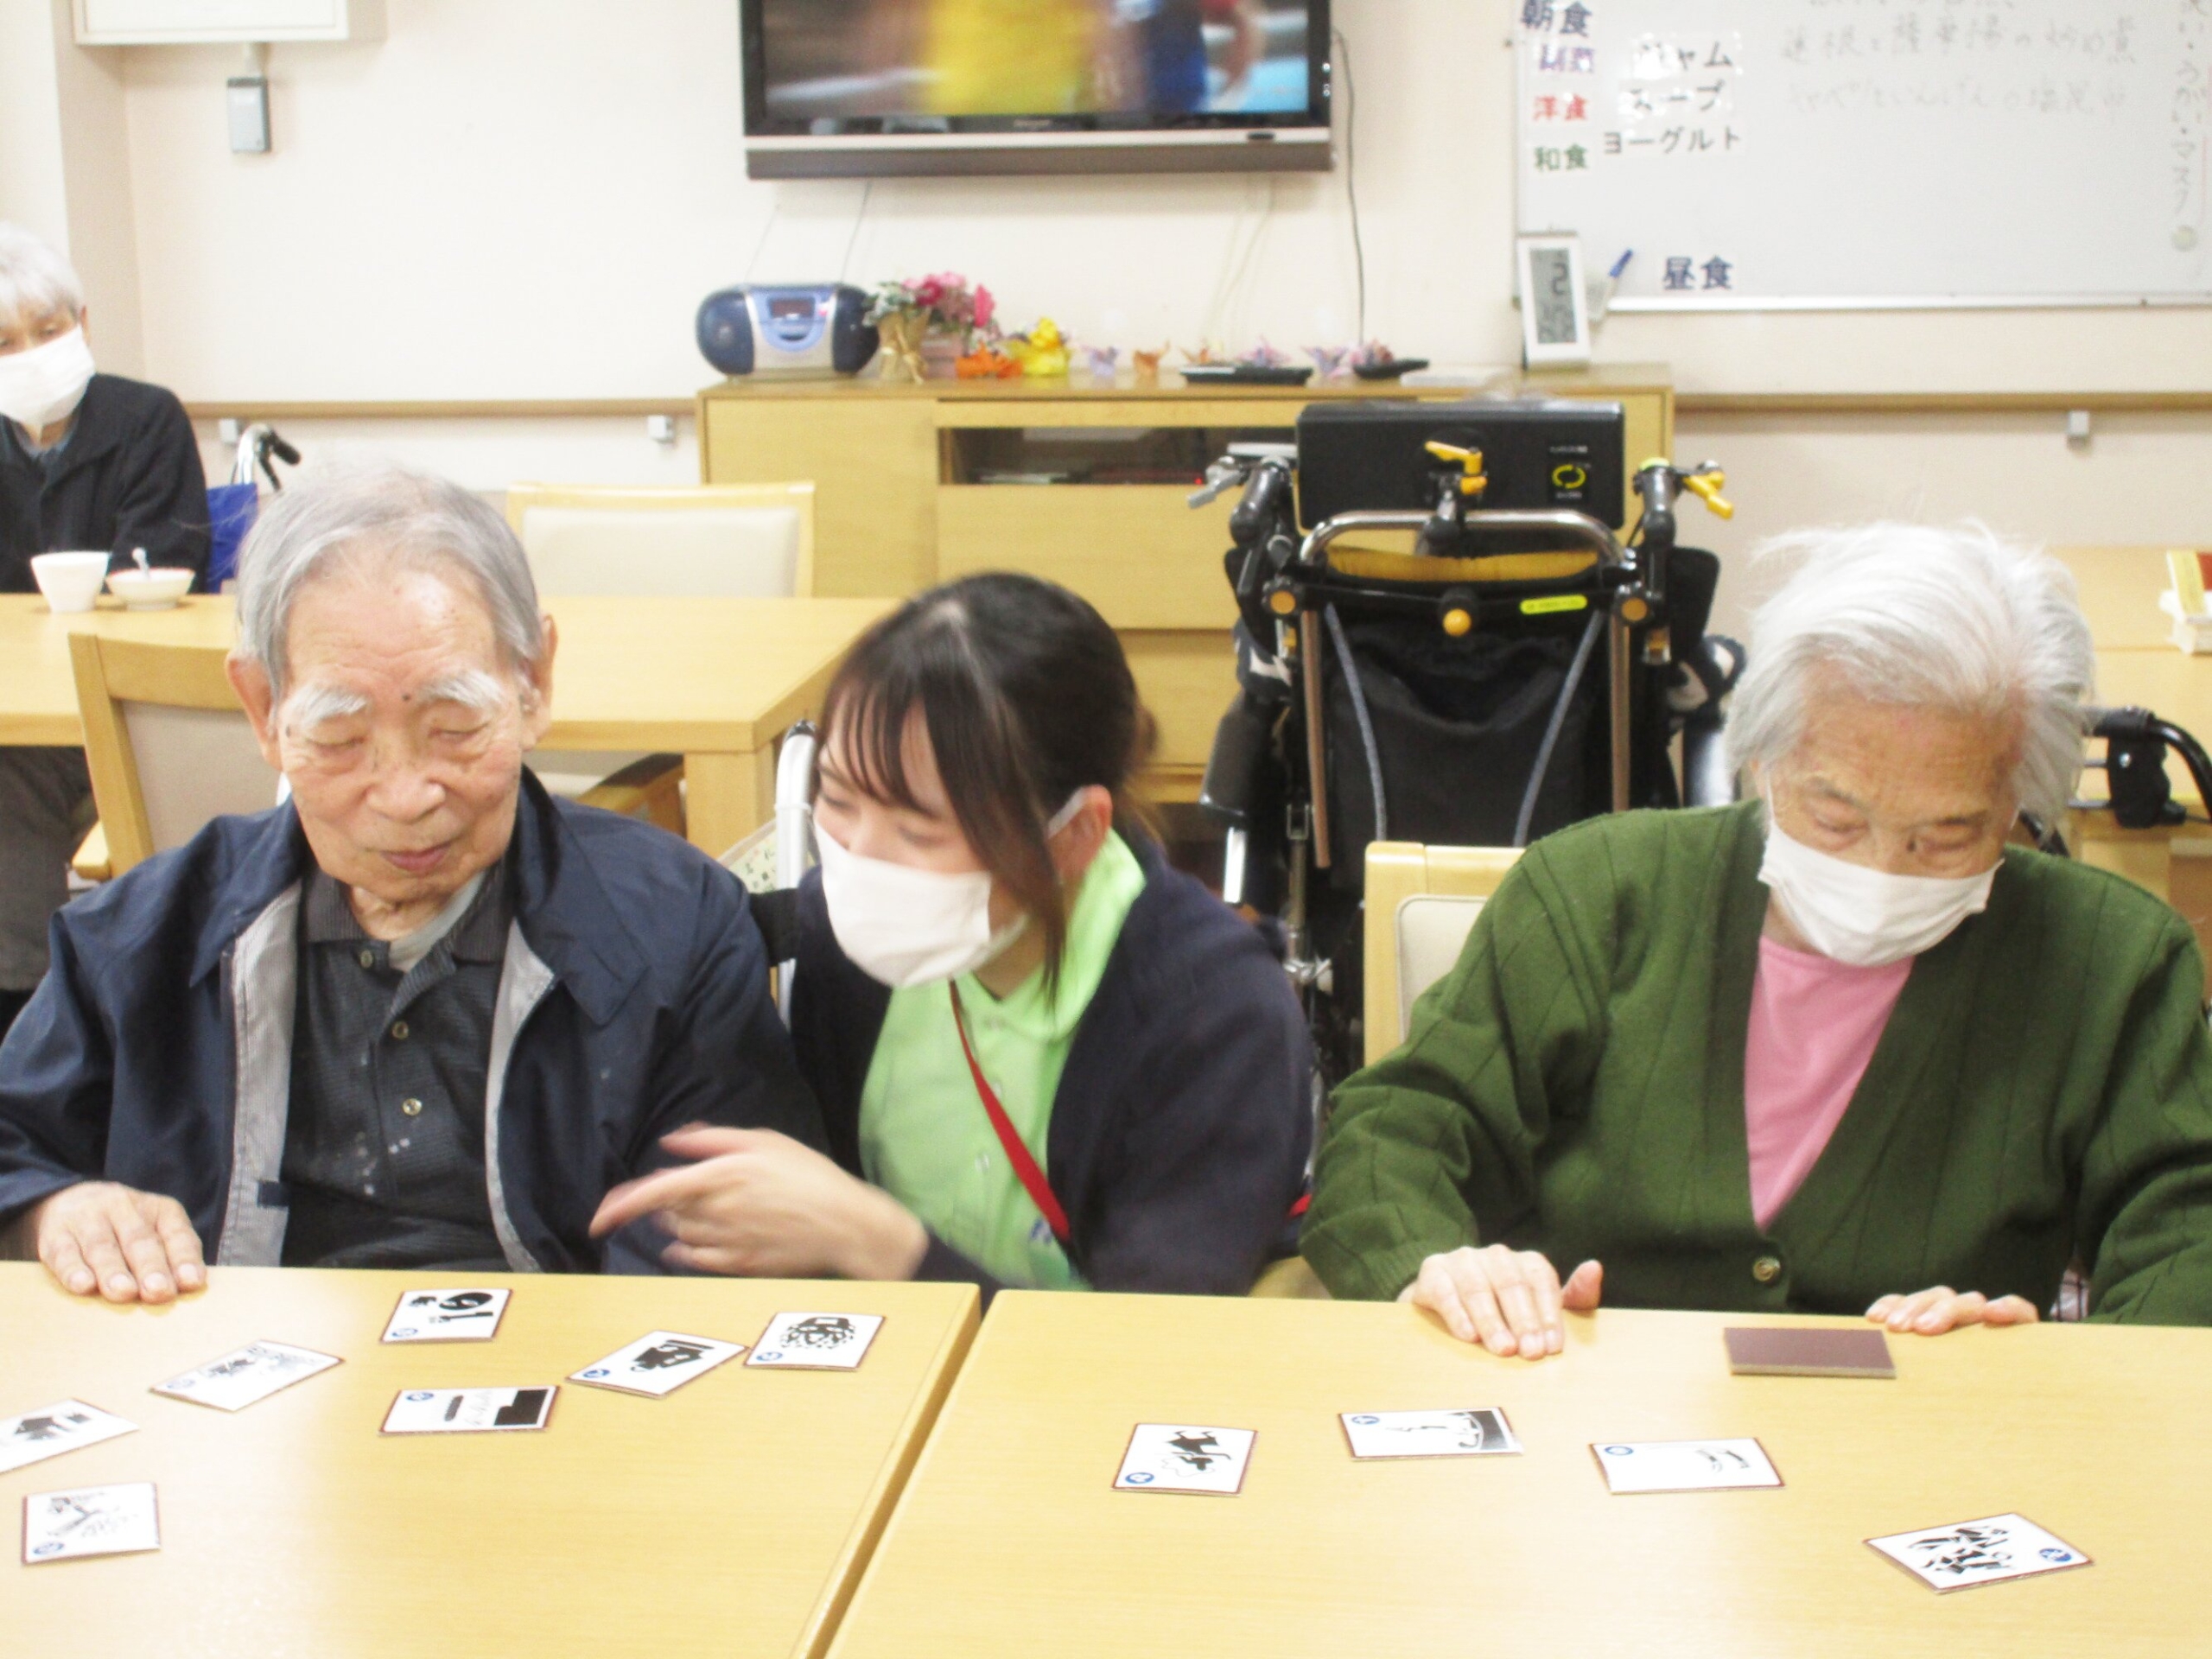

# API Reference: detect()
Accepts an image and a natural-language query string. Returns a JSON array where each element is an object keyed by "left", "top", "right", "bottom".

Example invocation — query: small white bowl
[
  {"left": 29, "top": 551, "right": 112, "bottom": 614},
  {"left": 105, "top": 568, "right": 194, "bottom": 611}
]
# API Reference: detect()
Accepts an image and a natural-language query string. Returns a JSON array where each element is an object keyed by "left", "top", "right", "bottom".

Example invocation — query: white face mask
[
  {"left": 0, "top": 325, "right": 95, "bottom": 434},
  {"left": 815, "top": 792, "right": 1087, "bottom": 989},
  {"left": 1758, "top": 799, "right": 1998, "bottom": 968}
]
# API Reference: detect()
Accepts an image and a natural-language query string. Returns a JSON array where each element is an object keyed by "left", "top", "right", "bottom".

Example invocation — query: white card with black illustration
[
  {"left": 0, "top": 1402, "right": 137, "bottom": 1475},
  {"left": 1114, "top": 1424, "right": 1256, "bottom": 1496},
  {"left": 1591, "top": 1437, "right": 1783, "bottom": 1493},
  {"left": 379, "top": 1386, "right": 557, "bottom": 1435},
  {"left": 1866, "top": 1512, "right": 2092, "bottom": 1593},
  {"left": 569, "top": 1331, "right": 746, "bottom": 1397},
  {"left": 1341, "top": 1408, "right": 1522, "bottom": 1460},
  {"left": 745, "top": 1312, "right": 884, "bottom": 1370},
  {"left": 22, "top": 1482, "right": 160, "bottom": 1564},
  {"left": 380, "top": 1287, "right": 511, "bottom": 1343},
  {"left": 152, "top": 1340, "right": 341, "bottom": 1412}
]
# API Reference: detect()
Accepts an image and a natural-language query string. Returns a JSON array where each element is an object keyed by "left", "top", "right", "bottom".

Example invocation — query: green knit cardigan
[{"left": 1302, "top": 803, "right": 2212, "bottom": 1323}]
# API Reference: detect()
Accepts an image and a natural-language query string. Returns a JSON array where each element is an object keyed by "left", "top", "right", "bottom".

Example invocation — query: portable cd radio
[{"left": 696, "top": 283, "right": 880, "bottom": 378}]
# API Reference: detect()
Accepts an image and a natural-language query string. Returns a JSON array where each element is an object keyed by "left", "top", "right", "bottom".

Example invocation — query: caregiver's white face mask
[
  {"left": 1758, "top": 793, "right": 1999, "bottom": 968},
  {"left": 817, "top": 792, "right": 1087, "bottom": 988},
  {"left": 0, "top": 324, "right": 95, "bottom": 435}
]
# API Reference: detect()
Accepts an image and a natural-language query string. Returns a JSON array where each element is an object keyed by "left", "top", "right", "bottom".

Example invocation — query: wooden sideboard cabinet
[{"left": 698, "top": 368, "right": 1673, "bottom": 799}]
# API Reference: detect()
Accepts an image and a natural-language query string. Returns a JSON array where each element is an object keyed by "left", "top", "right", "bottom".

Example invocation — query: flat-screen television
[{"left": 741, "top": 0, "right": 1332, "bottom": 178}]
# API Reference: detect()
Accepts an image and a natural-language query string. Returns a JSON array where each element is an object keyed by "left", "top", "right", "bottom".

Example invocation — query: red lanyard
[{"left": 947, "top": 981, "right": 1072, "bottom": 1247}]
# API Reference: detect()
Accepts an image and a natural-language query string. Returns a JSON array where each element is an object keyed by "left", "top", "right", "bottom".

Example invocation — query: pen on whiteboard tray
[{"left": 1608, "top": 249, "right": 1635, "bottom": 280}]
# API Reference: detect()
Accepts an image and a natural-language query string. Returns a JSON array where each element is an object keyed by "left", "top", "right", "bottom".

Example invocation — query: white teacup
[
  {"left": 105, "top": 568, "right": 194, "bottom": 611},
  {"left": 29, "top": 551, "right": 112, "bottom": 614}
]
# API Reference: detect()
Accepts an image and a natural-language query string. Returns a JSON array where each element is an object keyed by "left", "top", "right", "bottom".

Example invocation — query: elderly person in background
[
  {"left": 0, "top": 224, "right": 209, "bottom": 1038},
  {"left": 0, "top": 463, "right": 822, "bottom": 1301},
  {"left": 1301, "top": 523, "right": 2212, "bottom": 1352}
]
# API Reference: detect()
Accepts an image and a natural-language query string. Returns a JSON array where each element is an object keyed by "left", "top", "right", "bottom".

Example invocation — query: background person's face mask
[
  {"left": 0, "top": 324, "right": 94, "bottom": 434},
  {"left": 816, "top": 792, "right": 1085, "bottom": 988},
  {"left": 1758, "top": 799, "right": 1998, "bottom": 968}
]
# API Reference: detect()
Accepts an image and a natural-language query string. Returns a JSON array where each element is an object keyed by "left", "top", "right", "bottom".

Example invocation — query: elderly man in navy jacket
[{"left": 0, "top": 461, "right": 823, "bottom": 1300}]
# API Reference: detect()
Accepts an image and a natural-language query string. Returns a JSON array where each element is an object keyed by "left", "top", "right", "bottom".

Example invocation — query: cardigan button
[
  {"left": 1751, "top": 1254, "right": 1783, "bottom": 1285},
  {"left": 399, "top": 1097, "right": 424, "bottom": 1118}
]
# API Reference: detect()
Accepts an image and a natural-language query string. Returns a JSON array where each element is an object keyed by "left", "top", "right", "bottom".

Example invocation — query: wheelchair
[{"left": 1190, "top": 397, "right": 1738, "bottom": 1082}]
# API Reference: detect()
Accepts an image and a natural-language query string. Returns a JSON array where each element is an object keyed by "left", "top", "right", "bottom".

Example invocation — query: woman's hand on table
[
  {"left": 1866, "top": 1286, "right": 2040, "bottom": 1336},
  {"left": 589, "top": 1126, "right": 929, "bottom": 1281},
  {"left": 1398, "top": 1243, "right": 1604, "bottom": 1358}
]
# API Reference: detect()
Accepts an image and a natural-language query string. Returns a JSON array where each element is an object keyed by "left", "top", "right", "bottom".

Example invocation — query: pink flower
[
  {"left": 972, "top": 285, "right": 996, "bottom": 330},
  {"left": 912, "top": 276, "right": 945, "bottom": 308}
]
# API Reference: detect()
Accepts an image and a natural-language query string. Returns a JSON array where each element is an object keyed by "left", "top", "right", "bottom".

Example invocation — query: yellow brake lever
[
  {"left": 1424, "top": 441, "right": 1489, "bottom": 498},
  {"left": 1681, "top": 469, "right": 1734, "bottom": 520}
]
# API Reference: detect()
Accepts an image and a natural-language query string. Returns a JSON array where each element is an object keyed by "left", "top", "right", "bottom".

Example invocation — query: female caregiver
[
  {"left": 1300, "top": 523, "right": 2212, "bottom": 1354},
  {"left": 593, "top": 573, "right": 1313, "bottom": 1293}
]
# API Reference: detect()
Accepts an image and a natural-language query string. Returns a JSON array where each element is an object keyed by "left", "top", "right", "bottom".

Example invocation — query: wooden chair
[
  {"left": 1363, "top": 841, "right": 1524, "bottom": 1066},
  {"left": 68, "top": 632, "right": 673, "bottom": 878},
  {"left": 505, "top": 482, "right": 819, "bottom": 836}
]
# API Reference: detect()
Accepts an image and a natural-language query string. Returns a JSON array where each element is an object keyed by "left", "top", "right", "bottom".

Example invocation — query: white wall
[{"left": 6, "top": 0, "right": 2207, "bottom": 582}]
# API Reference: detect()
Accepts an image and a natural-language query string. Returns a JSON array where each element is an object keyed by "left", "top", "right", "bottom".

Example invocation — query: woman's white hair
[
  {"left": 233, "top": 461, "right": 545, "bottom": 702},
  {"left": 1726, "top": 523, "right": 2094, "bottom": 828},
  {"left": 0, "top": 223, "right": 86, "bottom": 327}
]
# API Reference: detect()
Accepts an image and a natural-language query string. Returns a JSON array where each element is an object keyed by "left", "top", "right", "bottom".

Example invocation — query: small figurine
[
  {"left": 1007, "top": 317, "right": 1071, "bottom": 378},
  {"left": 1131, "top": 346, "right": 1167, "bottom": 386},
  {"left": 1179, "top": 340, "right": 1230, "bottom": 367},
  {"left": 1082, "top": 344, "right": 1121, "bottom": 383},
  {"left": 1236, "top": 339, "right": 1291, "bottom": 369},
  {"left": 1306, "top": 344, "right": 1353, "bottom": 380},
  {"left": 956, "top": 343, "right": 1021, "bottom": 378}
]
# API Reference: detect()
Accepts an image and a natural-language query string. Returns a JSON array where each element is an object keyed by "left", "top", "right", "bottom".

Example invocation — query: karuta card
[
  {"left": 1115, "top": 1424, "right": 1256, "bottom": 1496},
  {"left": 151, "top": 1341, "right": 342, "bottom": 1413},
  {"left": 1591, "top": 1437, "right": 1783, "bottom": 1494},
  {"left": 569, "top": 1331, "right": 746, "bottom": 1398},
  {"left": 0, "top": 1402, "right": 136, "bottom": 1476},
  {"left": 1340, "top": 1408, "right": 1522, "bottom": 1460},
  {"left": 380, "top": 1386, "right": 557, "bottom": 1435},
  {"left": 22, "top": 1483, "right": 160, "bottom": 1565},
  {"left": 380, "top": 1287, "right": 511, "bottom": 1344},
  {"left": 1724, "top": 1325, "right": 1897, "bottom": 1379},
  {"left": 1866, "top": 1512, "right": 2092, "bottom": 1593},
  {"left": 745, "top": 1312, "right": 884, "bottom": 1371}
]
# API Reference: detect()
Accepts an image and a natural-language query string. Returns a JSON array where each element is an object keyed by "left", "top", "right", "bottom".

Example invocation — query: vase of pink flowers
[{"left": 868, "top": 272, "right": 997, "bottom": 382}]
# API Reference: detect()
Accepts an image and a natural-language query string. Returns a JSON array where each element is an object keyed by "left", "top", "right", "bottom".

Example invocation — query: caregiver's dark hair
[{"left": 816, "top": 571, "right": 1155, "bottom": 993}]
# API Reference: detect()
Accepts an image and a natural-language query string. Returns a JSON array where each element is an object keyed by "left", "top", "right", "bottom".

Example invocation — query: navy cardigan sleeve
[{"left": 788, "top": 840, "right": 1313, "bottom": 1295}]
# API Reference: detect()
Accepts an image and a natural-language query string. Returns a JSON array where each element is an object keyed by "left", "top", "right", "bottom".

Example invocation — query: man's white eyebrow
[
  {"left": 413, "top": 670, "right": 509, "bottom": 715},
  {"left": 282, "top": 683, "right": 371, "bottom": 731}
]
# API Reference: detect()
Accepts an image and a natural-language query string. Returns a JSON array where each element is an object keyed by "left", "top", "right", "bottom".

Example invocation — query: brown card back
[{"left": 1724, "top": 1326, "right": 1896, "bottom": 1378}]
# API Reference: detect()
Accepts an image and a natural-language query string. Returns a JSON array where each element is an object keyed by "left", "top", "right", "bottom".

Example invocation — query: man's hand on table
[
  {"left": 1866, "top": 1286, "right": 2040, "bottom": 1336},
  {"left": 1398, "top": 1243, "right": 1605, "bottom": 1358},
  {"left": 29, "top": 1182, "right": 206, "bottom": 1303}
]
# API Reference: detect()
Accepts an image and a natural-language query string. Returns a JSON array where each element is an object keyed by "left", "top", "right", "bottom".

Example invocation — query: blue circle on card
[
  {"left": 583, "top": 1369, "right": 607, "bottom": 1378},
  {"left": 1124, "top": 1471, "right": 1154, "bottom": 1484},
  {"left": 2040, "top": 1548, "right": 2073, "bottom": 1561},
  {"left": 406, "top": 1391, "right": 433, "bottom": 1401},
  {"left": 1604, "top": 1446, "right": 1633, "bottom": 1455},
  {"left": 33, "top": 1541, "right": 60, "bottom": 1556},
  {"left": 1351, "top": 1414, "right": 1378, "bottom": 1424},
  {"left": 760, "top": 1351, "right": 782, "bottom": 1363},
  {"left": 394, "top": 1328, "right": 416, "bottom": 1338}
]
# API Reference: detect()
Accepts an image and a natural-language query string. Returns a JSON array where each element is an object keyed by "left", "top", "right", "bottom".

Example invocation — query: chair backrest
[
  {"left": 69, "top": 632, "right": 277, "bottom": 877},
  {"left": 2049, "top": 545, "right": 2199, "bottom": 650},
  {"left": 505, "top": 482, "right": 817, "bottom": 599},
  {"left": 1362, "top": 840, "right": 1523, "bottom": 1065}
]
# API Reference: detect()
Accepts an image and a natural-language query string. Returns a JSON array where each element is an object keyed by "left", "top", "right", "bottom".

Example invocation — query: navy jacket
[
  {"left": 0, "top": 772, "right": 824, "bottom": 1272},
  {"left": 789, "top": 836, "right": 1313, "bottom": 1295},
  {"left": 1, "top": 372, "right": 210, "bottom": 592}
]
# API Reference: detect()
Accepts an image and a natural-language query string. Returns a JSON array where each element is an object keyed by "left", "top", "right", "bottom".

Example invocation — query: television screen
[{"left": 742, "top": 0, "right": 1332, "bottom": 176}]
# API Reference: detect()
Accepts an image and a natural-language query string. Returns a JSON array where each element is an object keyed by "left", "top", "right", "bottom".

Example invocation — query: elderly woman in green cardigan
[{"left": 1300, "top": 523, "right": 2212, "bottom": 1357}]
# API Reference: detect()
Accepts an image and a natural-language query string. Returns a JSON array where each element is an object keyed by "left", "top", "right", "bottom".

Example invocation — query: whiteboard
[{"left": 1514, "top": 0, "right": 2212, "bottom": 309}]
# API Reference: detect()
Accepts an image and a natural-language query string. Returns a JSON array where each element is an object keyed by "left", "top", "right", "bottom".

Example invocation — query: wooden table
[
  {"left": 829, "top": 1292, "right": 2212, "bottom": 1659},
  {"left": 2, "top": 1263, "right": 976, "bottom": 1658},
  {"left": 0, "top": 593, "right": 890, "bottom": 855}
]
